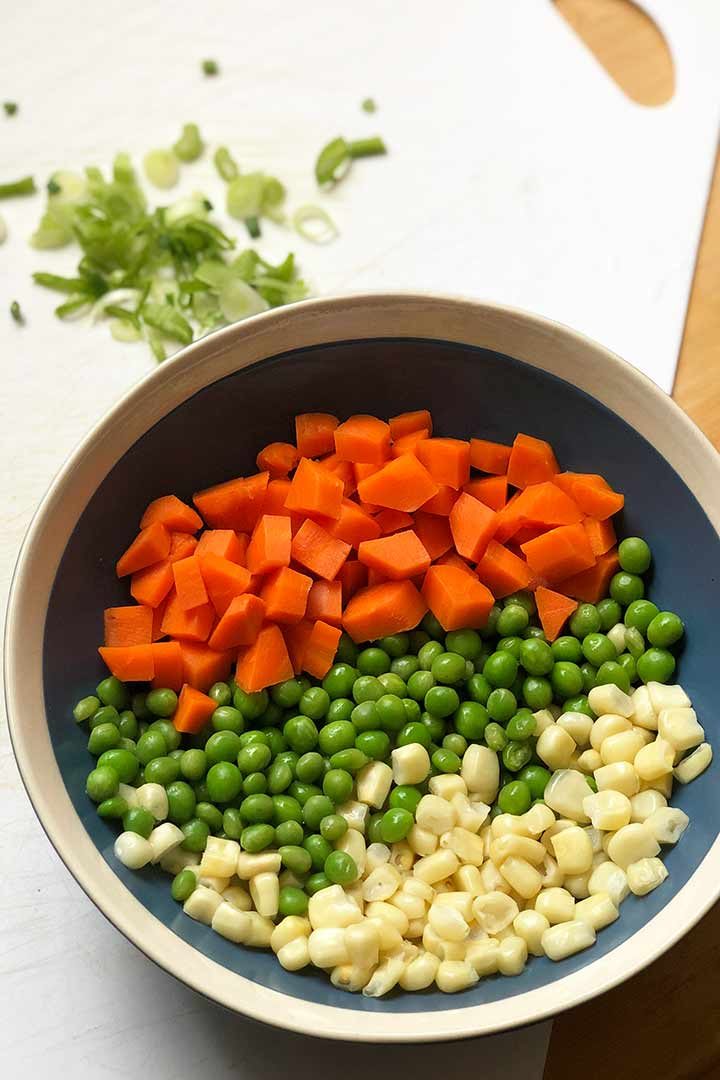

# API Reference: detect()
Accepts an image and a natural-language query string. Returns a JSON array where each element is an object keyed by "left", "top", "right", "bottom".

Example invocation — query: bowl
[{"left": 6, "top": 293, "right": 720, "bottom": 1042}]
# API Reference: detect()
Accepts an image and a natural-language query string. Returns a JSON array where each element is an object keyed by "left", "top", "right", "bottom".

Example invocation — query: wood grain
[{"left": 547, "top": 4, "right": 720, "bottom": 1078}]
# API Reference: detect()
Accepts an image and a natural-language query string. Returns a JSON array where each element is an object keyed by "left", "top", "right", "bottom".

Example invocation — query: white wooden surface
[{"left": 2, "top": 1, "right": 719, "bottom": 1073}]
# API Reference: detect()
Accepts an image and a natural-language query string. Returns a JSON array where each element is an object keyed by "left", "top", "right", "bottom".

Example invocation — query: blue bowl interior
[{"left": 44, "top": 338, "right": 719, "bottom": 1013}]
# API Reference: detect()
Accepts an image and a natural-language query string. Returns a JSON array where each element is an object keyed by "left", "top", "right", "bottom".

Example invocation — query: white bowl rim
[{"left": 5, "top": 291, "right": 720, "bottom": 1042}]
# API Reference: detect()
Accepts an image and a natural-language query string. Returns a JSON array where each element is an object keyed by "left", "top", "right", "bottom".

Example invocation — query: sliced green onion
[
  {"left": 245, "top": 216, "right": 261, "bottom": 239},
  {"left": 55, "top": 296, "right": 91, "bottom": 319},
  {"left": 0, "top": 214, "right": 6, "bottom": 245},
  {"left": 195, "top": 259, "right": 233, "bottom": 290},
  {"left": 143, "top": 150, "right": 179, "bottom": 189},
  {"left": 164, "top": 193, "right": 211, "bottom": 226},
  {"left": 347, "top": 136, "right": 387, "bottom": 159},
  {"left": 147, "top": 328, "right": 167, "bottom": 362},
  {"left": 227, "top": 174, "right": 264, "bottom": 220},
  {"left": 33, "top": 271, "right": 90, "bottom": 294},
  {"left": 109, "top": 317, "right": 142, "bottom": 342},
  {"left": 261, "top": 176, "right": 286, "bottom": 222},
  {"left": 173, "top": 123, "right": 204, "bottom": 163},
  {"left": 142, "top": 301, "right": 193, "bottom": 345},
  {"left": 3, "top": 102, "right": 18, "bottom": 116},
  {"left": 218, "top": 278, "right": 269, "bottom": 322},
  {"left": 214, "top": 146, "right": 239, "bottom": 182},
  {"left": 47, "top": 178, "right": 61, "bottom": 195},
  {"left": 0, "top": 175, "right": 36, "bottom": 198},
  {"left": 202, "top": 59, "right": 219, "bottom": 76},
  {"left": 292, "top": 204, "right": 338, "bottom": 244},
  {"left": 10, "top": 300, "right": 23, "bottom": 324},
  {"left": 361, "top": 98, "right": 377, "bottom": 113},
  {"left": 315, "top": 137, "right": 350, "bottom": 187},
  {"left": 232, "top": 249, "right": 261, "bottom": 281}
]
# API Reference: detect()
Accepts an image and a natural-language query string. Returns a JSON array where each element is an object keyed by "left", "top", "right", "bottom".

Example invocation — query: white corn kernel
[
  {"left": 429, "top": 773, "right": 467, "bottom": 800},
  {"left": 211, "top": 901, "right": 251, "bottom": 942},
  {"left": 362, "top": 863, "right": 401, "bottom": 902},
  {"left": 585, "top": 827, "right": 604, "bottom": 854},
  {"left": 406, "top": 917, "right": 427, "bottom": 939},
  {"left": 331, "top": 963, "right": 372, "bottom": 992},
  {"left": 606, "top": 823, "right": 660, "bottom": 869},
  {"left": 428, "top": 902, "right": 470, "bottom": 942},
  {"left": 588, "top": 860, "right": 629, "bottom": 905},
  {"left": 416, "top": 794, "right": 457, "bottom": 836},
  {"left": 249, "top": 872, "right": 279, "bottom": 918},
  {"left": 541, "top": 819, "right": 574, "bottom": 851},
  {"left": 337, "top": 800, "right": 368, "bottom": 833},
  {"left": 368, "top": 918, "right": 403, "bottom": 955},
  {"left": 472, "top": 891, "right": 519, "bottom": 934},
  {"left": 590, "top": 714, "right": 632, "bottom": 751},
  {"left": 404, "top": 877, "right": 434, "bottom": 902},
  {"left": 365, "top": 901, "right": 409, "bottom": 936},
  {"left": 118, "top": 782, "right": 139, "bottom": 809},
  {"left": 413, "top": 848, "right": 460, "bottom": 884},
  {"left": 480, "top": 859, "right": 510, "bottom": 894},
  {"left": 629, "top": 789, "right": 668, "bottom": 822},
  {"left": 543, "top": 771, "right": 591, "bottom": 823},
  {"left": 583, "top": 790, "right": 632, "bottom": 831},
  {"left": 244, "top": 912, "right": 274, "bottom": 947},
  {"left": 309, "top": 928, "right": 350, "bottom": 968},
  {"left": 236, "top": 851, "right": 282, "bottom": 879},
  {"left": 558, "top": 711, "right": 594, "bottom": 748},
  {"left": 389, "top": 840, "right": 414, "bottom": 872},
  {"left": 588, "top": 684, "right": 634, "bottom": 718},
  {"left": 563, "top": 871, "right": 591, "bottom": 899},
  {"left": 607, "top": 622, "right": 627, "bottom": 653},
  {"left": 451, "top": 792, "right": 490, "bottom": 833},
  {"left": 658, "top": 708, "right": 705, "bottom": 753},
  {"left": 535, "top": 886, "right": 575, "bottom": 924},
  {"left": 400, "top": 950, "right": 440, "bottom": 990},
  {"left": 454, "top": 864, "right": 483, "bottom": 896},
  {"left": 647, "top": 682, "right": 691, "bottom": 713},
  {"left": 200, "top": 836, "right": 241, "bottom": 879},
  {"left": 345, "top": 881, "right": 365, "bottom": 912},
  {"left": 551, "top": 826, "right": 594, "bottom": 876},
  {"left": 277, "top": 936, "right": 311, "bottom": 971},
  {"left": 436, "top": 959, "right": 479, "bottom": 993},
  {"left": 645, "top": 807, "right": 689, "bottom": 845},
  {"left": 337, "top": 828, "right": 366, "bottom": 876},
  {"left": 197, "top": 872, "right": 230, "bottom": 893},
  {"left": 345, "top": 921, "right": 380, "bottom": 968},
  {"left": 355, "top": 762, "right": 393, "bottom": 809},
  {"left": 521, "top": 803, "right": 556, "bottom": 836},
  {"left": 601, "top": 729, "right": 650, "bottom": 765},
  {"left": 500, "top": 856, "right": 543, "bottom": 899},
  {"left": 422, "top": 923, "right": 445, "bottom": 958},
  {"left": 574, "top": 891, "right": 619, "bottom": 930},
  {"left": 642, "top": 772, "right": 673, "bottom": 797},
  {"left": 135, "top": 783, "right": 169, "bottom": 821},
  {"left": 159, "top": 847, "right": 199, "bottom": 875},
  {"left": 634, "top": 737, "right": 675, "bottom": 781},
  {"left": 222, "top": 884, "right": 252, "bottom": 911},
  {"left": 461, "top": 744, "right": 500, "bottom": 802},
  {"left": 433, "top": 891, "right": 474, "bottom": 920},
  {"left": 362, "top": 952, "right": 406, "bottom": 997},
  {"left": 542, "top": 919, "right": 596, "bottom": 960},
  {"left": 540, "top": 854, "right": 564, "bottom": 889},
  {"left": 513, "top": 909, "right": 550, "bottom": 956},
  {"left": 114, "top": 831, "right": 154, "bottom": 869},
  {"left": 390, "top": 890, "right": 426, "bottom": 921},
  {"left": 466, "top": 938, "right": 501, "bottom": 976},
  {"left": 184, "top": 883, "right": 222, "bottom": 925},
  {"left": 441, "top": 826, "right": 485, "bottom": 866},
  {"left": 595, "top": 761, "right": 640, "bottom": 797},
  {"left": 407, "top": 824, "right": 438, "bottom": 856},
  {"left": 632, "top": 685, "right": 658, "bottom": 730},
  {"left": 365, "top": 842, "right": 391, "bottom": 871},
  {"left": 271, "top": 915, "right": 311, "bottom": 953},
  {"left": 536, "top": 725, "right": 576, "bottom": 770},
  {"left": 391, "top": 743, "right": 431, "bottom": 785},
  {"left": 491, "top": 814, "right": 532, "bottom": 841},
  {"left": 309, "top": 884, "right": 364, "bottom": 929},
  {"left": 490, "top": 834, "right": 547, "bottom": 865},
  {"left": 532, "top": 708, "right": 556, "bottom": 735},
  {"left": 497, "top": 934, "right": 528, "bottom": 975},
  {"left": 147, "top": 823, "right": 184, "bottom": 863},
  {"left": 627, "top": 856, "right": 669, "bottom": 896},
  {"left": 576, "top": 749, "right": 603, "bottom": 774}
]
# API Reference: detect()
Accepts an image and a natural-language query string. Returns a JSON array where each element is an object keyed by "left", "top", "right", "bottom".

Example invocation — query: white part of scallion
[
  {"left": 292, "top": 204, "right": 339, "bottom": 244},
  {"left": 109, "top": 318, "right": 142, "bottom": 342},
  {"left": 90, "top": 289, "right": 141, "bottom": 323},
  {"left": 143, "top": 149, "right": 180, "bottom": 190},
  {"left": 218, "top": 278, "right": 269, "bottom": 323},
  {"left": 226, "top": 174, "right": 265, "bottom": 221}
]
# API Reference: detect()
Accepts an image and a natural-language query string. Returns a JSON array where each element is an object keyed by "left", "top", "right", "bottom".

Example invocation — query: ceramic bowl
[{"left": 6, "top": 294, "right": 720, "bottom": 1041}]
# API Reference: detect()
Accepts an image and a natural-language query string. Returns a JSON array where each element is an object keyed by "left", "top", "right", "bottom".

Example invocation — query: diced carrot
[
  {"left": 172, "top": 555, "right": 209, "bottom": 611},
  {"left": 306, "top": 579, "right": 343, "bottom": 627},
  {"left": 256, "top": 441, "right": 300, "bottom": 479},
  {"left": 358, "top": 530, "right": 431, "bottom": 581},
  {"left": 151, "top": 595, "right": 169, "bottom": 641},
  {"left": 419, "top": 486, "right": 459, "bottom": 516},
  {"left": 469, "top": 438, "right": 512, "bottom": 475},
  {"left": 150, "top": 641, "right": 184, "bottom": 691},
  {"left": 356, "top": 453, "right": 439, "bottom": 512},
  {"left": 319, "top": 453, "right": 357, "bottom": 497},
  {"left": 322, "top": 499, "right": 381, "bottom": 548},
  {"left": 98, "top": 645, "right": 155, "bottom": 682},
  {"left": 295, "top": 412, "right": 339, "bottom": 458},
  {"left": 557, "top": 549, "right": 620, "bottom": 603},
  {"left": 390, "top": 430, "right": 430, "bottom": 458},
  {"left": 343, "top": 580, "right": 427, "bottom": 642},
  {"left": 511, "top": 524, "right": 548, "bottom": 546},
  {"left": 116, "top": 522, "right": 171, "bottom": 578},
  {"left": 303, "top": 620, "right": 343, "bottom": 678},
  {"left": 375, "top": 509, "right": 415, "bottom": 535},
  {"left": 435, "top": 551, "right": 476, "bottom": 577},
  {"left": 179, "top": 641, "right": 233, "bottom": 692},
  {"left": 464, "top": 475, "right": 508, "bottom": 512},
  {"left": 449, "top": 493, "right": 498, "bottom": 562},
  {"left": 475, "top": 540, "right": 533, "bottom": 598},
  {"left": 389, "top": 409, "right": 433, "bottom": 439},
  {"left": 285, "top": 457, "right": 344, "bottom": 520},
  {"left": 353, "top": 462, "right": 382, "bottom": 486},
  {"left": 583, "top": 516, "right": 617, "bottom": 556},
  {"left": 198, "top": 553, "right": 252, "bottom": 616},
  {"left": 570, "top": 475, "right": 625, "bottom": 520},
  {"left": 494, "top": 491, "right": 524, "bottom": 544},
  {"left": 534, "top": 586, "right": 579, "bottom": 642},
  {"left": 168, "top": 531, "right": 198, "bottom": 563},
  {"left": 264, "top": 479, "right": 292, "bottom": 515},
  {"left": 422, "top": 565, "right": 495, "bottom": 631},
  {"left": 237, "top": 623, "right": 294, "bottom": 692},
  {"left": 160, "top": 594, "right": 215, "bottom": 642},
  {"left": 416, "top": 438, "right": 471, "bottom": 490},
  {"left": 338, "top": 560, "right": 368, "bottom": 604},
  {"left": 367, "top": 567, "right": 389, "bottom": 587},
  {"left": 291, "top": 519, "right": 351, "bottom": 581},
  {"left": 261, "top": 566, "right": 313, "bottom": 623},
  {"left": 173, "top": 684, "right": 216, "bottom": 734},
  {"left": 284, "top": 619, "right": 314, "bottom": 674},
  {"left": 334, "top": 414, "right": 391, "bottom": 465},
  {"left": 130, "top": 560, "right": 175, "bottom": 608},
  {"left": 521, "top": 523, "right": 596, "bottom": 584},
  {"left": 195, "top": 529, "right": 248, "bottom": 565},
  {"left": 413, "top": 512, "right": 453, "bottom": 560},
  {"left": 246, "top": 515, "right": 292, "bottom": 574},
  {"left": 103, "top": 605, "right": 153, "bottom": 647},
  {"left": 208, "top": 593, "right": 266, "bottom": 650},
  {"left": 509, "top": 481, "right": 583, "bottom": 528},
  {"left": 507, "top": 433, "right": 559, "bottom": 488},
  {"left": 140, "top": 495, "right": 203, "bottom": 534},
  {"left": 193, "top": 471, "right": 269, "bottom": 532}
]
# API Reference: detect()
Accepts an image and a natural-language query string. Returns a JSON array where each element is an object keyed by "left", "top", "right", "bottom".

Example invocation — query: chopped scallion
[
  {"left": 3, "top": 102, "right": 18, "bottom": 117},
  {"left": 202, "top": 59, "right": 219, "bottom": 76},
  {"left": 315, "top": 137, "right": 351, "bottom": 187},
  {"left": 213, "top": 146, "right": 239, "bottom": 182},
  {"left": 292, "top": 204, "right": 338, "bottom": 244},
  {"left": 143, "top": 150, "right": 179, "bottom": 189},
  {"left": 10, "top": 300, "right": 23, "bottom": 324},
  {"left": 347, "top": 136, "right": 387, "bottom": 159},
  {"left": 244, "top": 216, "right": 261, "bottom": 239},
  {"left": 0, "top": 175, "right": 36, "bottom": 199},
  {"left": 141, "top": 302, "right": 194, "bottom": 345},
  {"left": 361, "top": 98, "right": 377, "bottom": 113},
  {"left": 226, "top": 174, "right": 264, "bottom": 220},
  {"left": 173, "top": 123, "right": 204, "bottom": 163}
]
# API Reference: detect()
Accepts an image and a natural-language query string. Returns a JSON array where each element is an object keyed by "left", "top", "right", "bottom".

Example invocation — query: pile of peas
[{"left": 75, "top": 535, "right": 684, "bottom": 917}]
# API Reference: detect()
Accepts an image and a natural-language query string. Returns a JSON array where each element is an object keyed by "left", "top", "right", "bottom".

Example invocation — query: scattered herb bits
[
  {"left": 173, "top": 123, "right": 204, "bottom": 163},
  {"left": 202, "top": 59, "right": 219, "bottom": 76},
  {"left": 0, "top": 175, "right": 36, "bottom": 199},
  {"left": 361, "top": 97, "right": 377, "bottom": 113},
  {"left": 10, "top": 300, "right": 24, "bottom": 324},
  {"left": 315, "top": 135, "right": 387, "bottom": 188},
  {"left": 3, "top": 101, "right": 18, "bottom": 117}
]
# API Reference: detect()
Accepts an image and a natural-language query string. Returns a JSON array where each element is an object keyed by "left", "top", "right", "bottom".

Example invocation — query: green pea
[
  {"left": 443, "top": 732, "right": 467, "bottom": 756},
  {"left": 73, "top": 695, "right": 100, "bottom": 723},
  {"left": 431, "top": 652, "right": 466, "bottom": 685},
  {"left": 484, "top": 722, "right": 507, "bottom": 752},
  {"left": 122, "top": 807, "right": 154, "bottom": 838},
  {"left": 236, "top": 743, "right": 271, "bottom": 774},
  {"left": 432, "top": 748, "right": 461, "bottom": 774},
  {"left": 88, "top": 722, "right": 121, "bottom": 756},
  {"left": 204, "top": 730, "right": 242, "bottom": 766},
  {"left": 329, "top": 748, "right": 369, "bottom": 773},
  {"left": 206, "top": 762, "right": 243, "bottom": 803},
  {"left": 498, "top": 780, "right": 532, "bottom": 815},
  {"left": 563, "top": 694, "right": 595, "bottom": 718},
  {"left": 424, "top": 685, "right": 460, "bottom": 718},
  {"left": 569, "top": 603, "right": 601, "bottom": 638},
  {"left": 466, "top": 673, "right": 492, "bottom": 705},
  {"left": 303, "top": 833, "right": 332, "bottom": 870},
  {"left": 423, "top": 715, "right": 445, "bottom": 746},
  {"left": 335, "top": 633, "right": 359, "bottom": 665},
  {"left": 483, "top": 651, "right": 518, "bottom": 689},
  {"left": 306, "top": 872, "right": 332, "bottom": 895},
  {"left": 234, "top": 686, "right": 270, "bottom": 720},
  {"left": 376, "top": 632, "right": 410, "bottom": 658},
  {"left": 377, "top": 673, "right": 408, "bottom": 698},
  {"left": 396, "top": 721, "right": 432, "bottom": 749},
  {"left": 481, "top": 604, "right": 502, "bottom": 639},
  {"left": 243, "top": 772, "right": 267, "bottom": 795},
  {"left": 356, "top": 646, "right": 391, "bottom": 676},
  {"left": 277, "top": 843, "right": 311, "bottom": 875},
  {"left": 211, "top": 706, "right": 245, "bottom": 733},
  {"left": 238, "top": 730, "right": 270, "bottom": 749},
  {"left": 624, "top": 599, "right": 660, "bottom": 634},
  {"left": 180, "top": 749, "right": 207, "bottom": 783},
  {"left": 326, "top": 698, "right": 355, "bottom": 723},
  {"left": 380, "top": 807, "right": 414, "bottom": 843},
  {"left": 506, "top": 709, "right": 536, "bottom": 741},
  {"left": 402, "top": 698, "right": 422, "bottom": 724},
  {"left": 518, "top": 764, "right": 552, "bottom": 799},
  {"left": 172, "top": 869, "right": 197, "bottom": 902},
  {"left": 375, "top": 694, "right": 407, "bottom": 733},
  {"left": 145, "top": 688, "right": 177, "bottom": 718},
  {"left": 304, "top": 793, "right": 336, "bottom": 829},
  {"left": 519, "top": 638, "right": 554, "bottom": 676},
  {"left": 283, "top": 715, "right": 319, "bottom": 754},
  {"left": 262, "top": 701, "right": 285, "bottom": 728},
  {"left": 522, "top": 676, "right": 553, "bottom": 710},
  {"left": 367, "top": 813, "right": 384, "bottom": 844},
  {"left": 418, "top": 640, "right": 444, "bottom": 671},
  {"left": 273, "top": 794, "right": 304, "bottom": 823},
  {"left": 597, "top": 598, "right": 622, "bottom": 631},
  {"left": 275, "top": 819, "right": 304, "bottom": 845},
  {"left": 116, "top": 711, "right": 138, "bottom": 740},
  {"left": 523, "top": 626, "right": 546, "bottom": 641},
  {"left": 268, "top": 760, "right": 293, "bottom": 794},
  {"left": 647, "top": 611, "right": 684, "bottom": 648},
  {"left": 497, "top": 636, "right": 524, "bottom": 660},
  {"left": 97, "top": 748, "right": 138, "bottom": 784},
  {"left": 164, "top": 781, "right": 195, "bottom": 824},
  {"left": 351, "top": 700, "right": 380, "bottom": 732},
  {"left": 616, "top": 653, "right": 637, "bottom": 682},
  {"left": 192, "top": 802, "right": 222, "bottom": 832},
  {"left": 389, "top": 785, "right": 422, "bottom": 814},
  {"left": 391, "top": 655, "right": 420, "bottom": 681},
  {"left": 299, "top": 686, "right": 331, "bottom": 720},
  {"left": 503, "top": 740, "right": 533, "bottom": 772},
  {"left": 496, "top": 604, "right": 530, "bottom": 637},
  {"left": 275, "top": 750, "right": 299, "bottom": 772},
  {"left": 486, "top": 688, "right": 517, "bottom": 724},
  {"left": 453, "top": 700, "right": 489, "bottom": 741},
  {"left": 421, "top": 612, "right": 445, "bottom": 640},
  {"left": 239, "top": 793, "right": 273, "bottom": 823},
  {"left": 193, "top": 781, "right": 211, "bottom": 803},
  {"left": 580, "top": 663, "right": 598, "bottom": 693},
  {"left": 407, "top": 670, "right": 436, "bottom": 702},
  {"left": 144, "top": 755, "right": 181, "bottom": 785},
  {"left": 618, "top": 536, "right": 652, "bottom": 574},
  {"left": 181, "top": 817, "right": 210, "bottom": 852},
  {"left": 97, "top": 795, "right": 128, "bottom": 820},
  {"left": 290, "top": 781, "right": 321, "bottom": 806},
  {"left": 86, "top": 766, "right": 119, "bottom": 803},
  {"left": 551, "top": 637, "right": 583, "bottom": 663},
  {"left": 241, "top": 823, "right": 275, "bottom": 852},
  {"left": 135, "top": 729, "right": 167, "bottom": 766},
  {"left": 637, "top": 647, "right": 676, "bottom": 684},
  {"left": 610, "top": 571, "right": 644, "bottom": 606},
  {"left": 444, "top": 628, "right": 482, "bottom": 660},
  {"left": 295, "top": 751, "right": 325, "bottom": 783},
  {"left": 355, "top": 730, "right": 390, "bottom": 762},
  {"left": 208, "top": 681, "right": 232, "bottom": 707},
  {"left": 351, "top": 675, "right": 384, "bottom": 704},
  {"left": 595, "top": 660, "right": 631, "bottom": 693},
  {"left": 320, "top": 813, "right": 348, "bottom": 842},
  {"left": 119, "top": 738, "right": 138, "bottom": 753},
  {"left": 278, "top": 885, "right": 309, "bottom": 916},
  {"left": 131, "top": 692, "right": 152, "bottom": 721},
  {"left": 270, "top": 678, "right": 305, "bottom": 708},
  {"left": 149, "top": 719, "right": 181, "bottom": 752},
  {"left": 96, "top": 676, "right": 130, "bottom": 711},
  {"left": 89, "top": 705, "right": 120, "bottom": 730},
  {"left": 317, "top": 720, "right": 355, "bottom": 756},
  {"left": 504, "top": 590, "right": 536, "bottom": 615},
  {"left": 221, "top": 808, "right": 243, "bottom": 839},
  {"left": 581, "top": 633, "right": 617, "bottom": 667},
  {"left": 625, "top": 627, "right": 646, "bottom": 660},
  {"left": 551, "top": 662, "right": 584, "bottom": 698}
]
